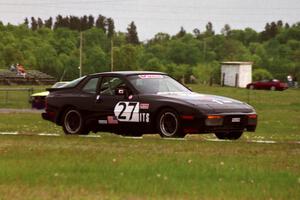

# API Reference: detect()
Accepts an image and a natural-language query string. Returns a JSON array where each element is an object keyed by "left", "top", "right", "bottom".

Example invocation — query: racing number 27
[{"left": 117, "top": 102, "right": 138, "bottom": 121}]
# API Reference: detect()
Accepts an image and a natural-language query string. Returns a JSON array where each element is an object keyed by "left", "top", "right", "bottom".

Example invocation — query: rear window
[{"left": 61, "top": 76, "right": 86, "bottom": 88}]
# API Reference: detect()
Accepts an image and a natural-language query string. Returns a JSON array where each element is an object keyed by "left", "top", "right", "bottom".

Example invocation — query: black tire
[
  {"left": 62, "top": 108, "right": 89, "bottom": 135},
  {"left": 215, "top": 131, "right": 243, "bottom": 140},
  {"left": 157, "top": 109, "right": 186, "bottom": 138},
  {"left": 249, "top": 85, "right": 254, "bottom": 90}
]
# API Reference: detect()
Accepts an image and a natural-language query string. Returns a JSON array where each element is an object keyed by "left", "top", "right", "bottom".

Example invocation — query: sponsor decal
[
  {"left": 128, "top": 95, "right": 133, "bottom": 100},
  {"left": 107, "top": 116, "right": 118, "bottom": 124},
  {"left": 118, "top": 89, "right": 124, "bottom": 94},
  {"left": 139, "top": 74, "right": 163, "bottom": 79},
  {"left": 139, "top": 113, "right": 150, "bottom": 123},
  {"left": 140, "top": 103, "right": 150, "bottom": 110},
  {"left": 98, "top": 120, "right": 107, "bottom": 124}
]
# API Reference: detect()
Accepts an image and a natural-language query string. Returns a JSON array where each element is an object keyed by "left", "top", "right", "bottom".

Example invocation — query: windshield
[{"left": 128, "top": 74, "right": 191, "bottom": 94}]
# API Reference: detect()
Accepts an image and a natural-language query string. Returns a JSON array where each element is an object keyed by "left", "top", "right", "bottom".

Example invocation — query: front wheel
[
  {"left": 270, "top": 86, "right": 276, "bottom": 91},
  {"left": 62, "top": 108, "right": 89, "bottom": 135},
  {"left": 157, "top": 109, "right": 186, "bottom": 138},
  {"left": 215, "top": 131, "right": 243, "bottom": 140},
  {"left": 249, "top": 85, "right": 255, "bottom": 90}
]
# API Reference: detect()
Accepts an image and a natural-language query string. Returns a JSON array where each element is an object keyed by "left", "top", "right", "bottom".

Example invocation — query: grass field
[
  {"left": 0, "top": 84, "right": 300, "bottom": 199},
  {"left": 0, "top": 134, "right": 300, "bottom": 200}
]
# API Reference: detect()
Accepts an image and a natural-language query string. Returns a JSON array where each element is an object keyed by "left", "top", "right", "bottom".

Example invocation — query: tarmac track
[
  {"left": 0, "top": 132, "right": 300, "bottom": 145},
  {"left": 1, "top": 109, "right": 299, "bottom": 145}
]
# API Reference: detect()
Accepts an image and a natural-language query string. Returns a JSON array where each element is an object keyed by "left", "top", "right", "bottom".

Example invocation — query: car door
[{"left": 95, "top": 75, "right": 140, "bottom": 125}]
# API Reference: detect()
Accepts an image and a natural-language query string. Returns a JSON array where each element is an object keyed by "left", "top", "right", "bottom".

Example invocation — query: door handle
[{"left": 95, "top": 95, "right": 101, "bottom": 103}]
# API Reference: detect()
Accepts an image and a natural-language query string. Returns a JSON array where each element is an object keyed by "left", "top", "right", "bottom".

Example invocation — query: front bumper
[{"left": 181, "top": 113, "right": 257, "bottom": 134}]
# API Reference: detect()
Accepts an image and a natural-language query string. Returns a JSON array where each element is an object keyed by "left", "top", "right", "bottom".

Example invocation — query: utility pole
[
  {"left": 79, "top": 32, "right": 83, "bottom": 77},
  {"left": 110, "top": 37, "right": 114, "bottom": 71}
]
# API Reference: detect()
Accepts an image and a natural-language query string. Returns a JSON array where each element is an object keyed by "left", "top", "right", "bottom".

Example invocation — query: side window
[
  {"left": 100, "top": 77, "right": 125, "bottom": 95},
  {"left": 82, "top": 77, "right": 99, "bottom": 94}
]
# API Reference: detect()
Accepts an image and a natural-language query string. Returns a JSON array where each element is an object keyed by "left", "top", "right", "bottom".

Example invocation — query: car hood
[{"left": 156, "top": 92, "right": 254, "bottom": 113}]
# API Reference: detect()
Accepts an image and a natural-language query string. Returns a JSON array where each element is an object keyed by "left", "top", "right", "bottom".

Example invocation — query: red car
[{"left": 246, "top": 79, "right": 288, "bottom": 91}]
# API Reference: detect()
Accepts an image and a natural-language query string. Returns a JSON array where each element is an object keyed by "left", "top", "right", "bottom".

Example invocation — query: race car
[{"left": 42, "top": 71, "right": 257, "bottom": 139}]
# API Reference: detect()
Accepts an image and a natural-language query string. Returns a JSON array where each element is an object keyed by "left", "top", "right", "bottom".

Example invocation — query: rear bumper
[{"left": 42, "top": 111, "right": 56, "bottom": 123}]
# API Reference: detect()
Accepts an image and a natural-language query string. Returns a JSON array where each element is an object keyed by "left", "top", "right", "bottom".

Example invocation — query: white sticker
[
  {"left": 232, "top": 118, "right": 241, "bottom": 123},
  {"left": 139, "top": 74, "right": 163, "bottom": 79},
  {"left": 98, "top": 120, "right": 107, "bottom": 124},
  {"left": 114, "top": 102, "right": 140, "bottom": 122}
]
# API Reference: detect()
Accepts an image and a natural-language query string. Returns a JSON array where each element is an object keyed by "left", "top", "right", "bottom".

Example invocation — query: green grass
[
  {"left": 0, "top": 84, "right": 300, "bottom": 199},
  {"left": 0, "top": 135, "right": 300, "bottom": 199},
  {"left": 0, "top": 85, "right": 50, "bottom": 109}
]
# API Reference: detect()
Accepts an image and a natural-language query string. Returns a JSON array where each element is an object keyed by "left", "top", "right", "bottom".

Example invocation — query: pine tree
[
  {"left": 106, "top": 18, "right": 115, "bottom": 38},
  {"left": 54, "top": 15, "right": 63, "bottom": 29},
  {"left": 80, "top": 15, "right": 88, "bottom": 31},
  {"left": 44, "top": 17, "right": 53, "bottom": 29},
  {"left": 24, "top": 18, "right": 29, "bottom": 28},
  {"left": 69, "top": 16, "right": 81, "bottom": 31},
  {"left": 87, "top": 15, "right": 94, "bottom": 29},
  {"left": 37, "top": 18, "right": 43, "bottom": 29},
  {"left": 31, "top": 17, "right": 38, "bottom": 31},
  {"left": 96, "top": 15, "right": 106, "bottom": 33},
  {"left": 176, "top": 26, "right": 186, "bottom": 38},
  {"left": 126, "top": 21, "right": 139, "bottom": 45}
]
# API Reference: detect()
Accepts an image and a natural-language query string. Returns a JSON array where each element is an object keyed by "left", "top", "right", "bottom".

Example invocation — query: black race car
[{"left": 42, "top": 71, "right": 257, "bottom": 139}]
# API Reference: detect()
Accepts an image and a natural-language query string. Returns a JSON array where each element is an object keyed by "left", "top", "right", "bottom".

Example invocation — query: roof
[
  {"left": 90, "top": 71, "right": 166, "bottom": 76},
  {"left": 221, "top": 62, "right": 253, "bottom": 65}
]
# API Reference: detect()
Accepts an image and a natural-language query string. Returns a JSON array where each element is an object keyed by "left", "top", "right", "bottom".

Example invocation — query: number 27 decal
[{"left": 114, "top": 102, "right": 149, "bottom": 123}]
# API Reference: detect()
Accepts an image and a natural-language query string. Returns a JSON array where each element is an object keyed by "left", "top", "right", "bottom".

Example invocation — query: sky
[{"left": 0, "top": 0, "right": 299, "bottom": 41}]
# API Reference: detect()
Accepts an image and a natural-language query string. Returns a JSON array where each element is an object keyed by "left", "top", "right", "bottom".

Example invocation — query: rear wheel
[
  {"left": 215, "top": 131, "right": 243, "bottom": 140},
  {"left": 249, "top": 85, "right": 255, "bottom": 90},
  {"left": 157, "top": 109, "right": 186, "bottom": 138},
  {"left": 62, "top": 108, "right": 89, "bottom": 135}
]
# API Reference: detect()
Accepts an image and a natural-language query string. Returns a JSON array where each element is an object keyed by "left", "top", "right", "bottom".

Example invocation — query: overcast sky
[{"left": 0, "top": 0, "right": 299, "bottom": 40}]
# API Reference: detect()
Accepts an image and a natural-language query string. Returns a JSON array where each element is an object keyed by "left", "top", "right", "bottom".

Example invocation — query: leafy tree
[
  {"left": 221, "top": 24, "right": 231, "bottom": 37},
  {"left": 205, "top": 22, "right": 214, "bottom": 36},
  {"left": 252, "top": 68, "right": 273, "bottom": 81},
  {"left": 114, "top": 44, "right": 139, "bottom": 71},
  {"left": 193, "top": 28, "right": 201, "bottom": 39}
]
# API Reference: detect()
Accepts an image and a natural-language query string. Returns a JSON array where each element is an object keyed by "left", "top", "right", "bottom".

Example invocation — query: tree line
[{"left": 0, "top": 15, "right": 299, "bottom": 83}]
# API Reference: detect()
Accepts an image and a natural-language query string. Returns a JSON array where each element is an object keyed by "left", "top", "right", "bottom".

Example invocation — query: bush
[{"left": 253, "top": 68, "right": 273, "bottom": 81}]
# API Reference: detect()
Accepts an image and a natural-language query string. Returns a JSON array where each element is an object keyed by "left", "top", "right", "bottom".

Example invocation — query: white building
[{"left": 221, "top": 62, "right": 252, "bottom": 88}]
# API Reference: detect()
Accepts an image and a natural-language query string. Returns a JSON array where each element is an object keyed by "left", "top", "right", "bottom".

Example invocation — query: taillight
[{"left": 247, "top": 114, "right": 257, "bottom": 125}]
